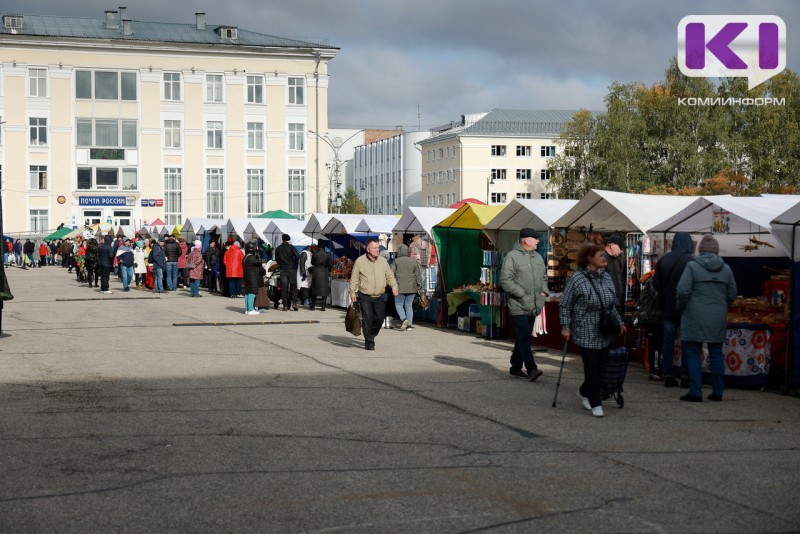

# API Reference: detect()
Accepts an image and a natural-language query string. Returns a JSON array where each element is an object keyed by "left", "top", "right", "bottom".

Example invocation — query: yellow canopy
[
  {"left": 172, "top": 224, "right": 183, "bottom": 237},
  {"left": 435, "top": 204, "right": 505, "bottom": 230}
]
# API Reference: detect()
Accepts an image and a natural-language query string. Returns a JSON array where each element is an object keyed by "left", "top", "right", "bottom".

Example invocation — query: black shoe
[
  {"left": 529, "top": 369, "right": 544, "bottom": 382},
  {"left": 707, "top": 393, "right": 723, "bottom": 401},
  {"left": 664, "top": 377, "right": 679, "bottom": 388},
  {"left": 680, "top": 377, "right": 690, "bottom": 389},
  {"left": 510, "top": 369, "right": 527, "bottom": 378},
  {"left": 291, "top": 305, "right": 299, "bottom": 311},
  {"left": 365, "top": 344, "right": 375, "bottom": 351},
  {"left": 680, "top": 394, "right": 702, "bottom": 402}
]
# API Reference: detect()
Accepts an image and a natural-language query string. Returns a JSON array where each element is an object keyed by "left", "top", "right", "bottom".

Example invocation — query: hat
[
  {"left": 607, "top": 234, "right": 624, "bottom": 246},
  {"left": 519, "top": 228, "right": 538, "bottom": 239},
  {"left": 194, "top": 240, "right": 202, "bottom": 249},
  {"left": 698, "top": 234, "right": 719, "bottom": 254},
  {"left": 282, "top": 234, "right": 291, "bottom": 242},
  {"left": 124, "top": 237, "right": 131, "bottom": 243},
  {"left": 158, "top": 236, "right": 165, "bottom": 243}
]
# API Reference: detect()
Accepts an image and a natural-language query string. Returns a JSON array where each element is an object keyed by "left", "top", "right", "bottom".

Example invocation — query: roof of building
[
  {"left": 423, "top": 109, "right": 583, "bottom": 142},
  {"left": 0, "top": 12, "right": 337, "bottom": 50}
]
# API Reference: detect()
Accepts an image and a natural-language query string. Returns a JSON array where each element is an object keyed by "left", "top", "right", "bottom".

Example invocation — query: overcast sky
[{"left": 6, "top": 0, "right": 799, "bottom": 130}]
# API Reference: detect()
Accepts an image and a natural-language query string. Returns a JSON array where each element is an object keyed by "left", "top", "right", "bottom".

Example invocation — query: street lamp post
[
  {"left": 486, "top": 175, "right": 495, "bottom": 204},
  {"left": 308, "top": 129, "right": 364, "bottom": 213}
]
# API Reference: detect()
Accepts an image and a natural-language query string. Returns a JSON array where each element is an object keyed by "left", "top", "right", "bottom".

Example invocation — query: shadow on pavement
[{"left": 433, "top": 355, "right": 498, "bottom": 374}]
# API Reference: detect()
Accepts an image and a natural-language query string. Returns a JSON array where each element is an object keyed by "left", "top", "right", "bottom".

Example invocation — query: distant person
[
  {"left": 38, "top": 241, "right": 48, "bottom": 267},
  {"left": 242, "top": 243, "right": 263, "bottom": 314},
  {"left": 297, "top": 245, "right": 313, "bottom": 307},
  {"left": 116, "top": 238, "right": 135, "bottom": 292},
  {"left": 675, "top": 234, "right": 737, "bottom": 402},
  {"left": 275, "top": 234, "right": 300, "bottom": 311},
  {"left": 148, "top": 237, "right": 167, "bottom": 294},
  {"left": 391, "top": 243, "right": 422, "bottom": 331},
  {"left": 310, "top": 245, "right": 333, "bottom": 311},
  {"left": 224, "top": 241, "right": 244, "bottom": 298},
  {"left": 133, "top": 241, "right": 147, "bottom": 289},
  {"left": 84, "top": 238, "right": 99, "bottom": 287},
  {"left": 603, "top": 234, "right": 625, "bottom": 314},
  {"left": 163, "top": 235, "right": 181, "bottom": 291},
  {"left": 187, "top": 240, "right": 205, "bottom": 298},
  {"left": 349, "top": 238, "right": 398, "bottom": 350},
  {"left": 98, "top": 235, "right": 115, "bottom": 294},
  {"left": 22, "top": 239, "right": 34, "bottom": 269},
  {"left": 177, "top": 238, "right": 189, "bottom": 289}
]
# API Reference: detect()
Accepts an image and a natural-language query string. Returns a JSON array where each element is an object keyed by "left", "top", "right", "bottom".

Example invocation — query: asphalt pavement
[{"left": 1, "top": 264, "right": 798, "bottom": 533}]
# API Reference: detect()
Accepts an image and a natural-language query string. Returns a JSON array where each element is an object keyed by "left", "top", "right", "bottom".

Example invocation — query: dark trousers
[
  {"left": 86, "top": 263, "right": 97, "bottom": 286},
  {"left": 99, "top": 265, "right": 112, "bottom": 292},
  {"left": 280, "top": 271, "right": 298, "bottom": 309},
  {"left": 358, "top": 292, "right": 386, "bottom": 348},
  {"left": 309, "top": 295, "right": 327, "bottom": 311},
  {"left": 510, "top": 314, "right": 538, "bottom": 374},
  {"left": 579, "top": 347, "right": 609, "bottom": 408},
  {"left": 645, "top": 322, "right": 664, "bottom": 375},
  {"left": 206, "top": 269, "right": 217, "bottom": 292}
]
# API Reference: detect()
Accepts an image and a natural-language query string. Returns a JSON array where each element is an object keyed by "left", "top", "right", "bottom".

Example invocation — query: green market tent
[
  {"left": 256, "top": 209, "right": 300, "bottom": 220},
  {"left": 44, "top": 226, "right": 73, "bottom": 240}
]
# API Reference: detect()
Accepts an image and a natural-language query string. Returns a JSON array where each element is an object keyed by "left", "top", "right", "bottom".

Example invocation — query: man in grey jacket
[
  {"left": 676, "top": 234, "right": 737, "bottom": 402},
  {"left": 500, "top": 227, "right": 549, "bottom": 381}
]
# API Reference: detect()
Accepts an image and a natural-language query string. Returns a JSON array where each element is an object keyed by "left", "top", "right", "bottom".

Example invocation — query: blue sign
[{"left": 78, "top": 196, "right": 134, "bottom": 207}]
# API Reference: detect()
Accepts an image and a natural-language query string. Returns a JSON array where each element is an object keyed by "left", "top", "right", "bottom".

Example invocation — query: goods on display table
[
  {"left": 331, "top": 256, "right": 353, "bottom": 280},
  {"left": 447, "top": 250, "right": 507, "bottom": 338}
]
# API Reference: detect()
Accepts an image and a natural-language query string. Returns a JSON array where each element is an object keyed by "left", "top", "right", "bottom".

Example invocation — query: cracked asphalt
[{"left": 1, "top": 265, "right": 799, "bottom": 533}]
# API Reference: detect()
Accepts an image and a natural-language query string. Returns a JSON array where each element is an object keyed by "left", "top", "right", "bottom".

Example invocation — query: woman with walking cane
[{"left": 557, "top": 243, "right": 625, "bottom": 418}]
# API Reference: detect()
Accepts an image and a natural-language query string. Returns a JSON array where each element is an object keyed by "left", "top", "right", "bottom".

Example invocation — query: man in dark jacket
[
  {"left": 149, "top": 238, "right": 167, "bottom": 293},
  {"left": 98, "top": 235, "right": 116, "bottom": 293},
  {"left": 163, "top": 236, "right": 181, "bottom": 291},
  {"left": 203, "top": 240, "right": 220, "bottom": 294},
  {"left": 603, "top": 234, "right": 625, "bottom": 314},
  {"left": 653, "top": 232, "right": 694, "bottom": 387},
  {"left": 274, "top": 234, "right": 300, "bottom": 311},
  {"left": 22, "top": 239, "right": 34, "bottom": 269}
]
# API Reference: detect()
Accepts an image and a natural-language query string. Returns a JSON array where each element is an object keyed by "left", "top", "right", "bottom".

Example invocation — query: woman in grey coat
[
  {"left": 560, "top": 243, "right": 625, "bottom": 418},
  {"left": 391, "top": 244, "right": 422, "bottom": 331},
  {"left": 676, "top": 234, "right": 737, "bottom": 402}
]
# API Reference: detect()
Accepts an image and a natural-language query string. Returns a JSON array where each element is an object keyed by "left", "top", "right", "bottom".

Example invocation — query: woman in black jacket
[
  {"left": 309, "top": 245, "right": 333, "bottom": 311},
  {"left": 203, "top": 240, "right": 220, "bottom": 293},
  {"left": 242, "top": 243, "right": 263, "bottom": 315}
]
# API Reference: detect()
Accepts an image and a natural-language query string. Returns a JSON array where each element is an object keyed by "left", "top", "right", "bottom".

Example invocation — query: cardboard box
[
  {"left": 468, "top": 304, "right": 481, "bottom": 318},
  {"left": 475, "top": 320, "right": 487, "bottom": 337},
  {"left": 458, "top": 316, "right": 477, "bottom": 333}
]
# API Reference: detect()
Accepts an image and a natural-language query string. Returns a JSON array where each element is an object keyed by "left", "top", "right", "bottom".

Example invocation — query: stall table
[{"left": 330, "top": 279, "right": 352, "bottom": 308}]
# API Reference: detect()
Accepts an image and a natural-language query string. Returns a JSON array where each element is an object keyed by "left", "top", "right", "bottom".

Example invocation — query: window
[
  {"left": 29, "top": 68, "right": 47, "bottom": 97},
  {"left": 122, "top": 169, "right": 137, "bottom": 190},
  {"left": 77, "top": 168, "right": 92, "bottom": 189},
  {"left": 206, "top": 74, "right": 223, "bottom": 102},
  {"left": 438, "top": 148, "right": 444, "bottom": 159},
  {"left": 288, "top": 77, "right": 304, "bottom": 104},
  {"left": 164, "top": 168, "right": 182, "bottom": 225},
  {"left": 491, "top": 145, "right": 506, "bottom": 156},
  {"left": 164, "top": 72, "right": 181, "bottom": 101},
  {"left": 541, "top": 193, "right": 556, "bottom": 199},
  {"left": 121, "top": 120, "right": 137, "bottom": 147},
  {"left": 77, "top": 119, "right": 92, "bottom": 147},
  {"left": 76, "top": 71, "right": 136, "bottom": 100},
  {"left": 95, "top": 120, "right": 118, "bottom": 147},
  {"left": 541, "top": 146, "right": 556, "bottom": 157},
  {"left": 516, "top": 145, "right": 531, "bottom": 157},
  {"left": 446, "top": 147, "right": 451, "bottom": 159},
  {"left": 516, "top": 193, "right": 532, "bottom": 200},
  {"left": 516, "top": 169, "right": 532, "bottom": 180},
  {"left": 30, "top": 209, "right": 48, "bottom": 233},
  {"left": 113, "top": 210, "right": 132, "bottom": 226},
  {"left": 29, "top": 165, "right": 47, "bottom": 190},
  {"left": 287, "top": 169, "right": 305, "bottom": 214},
  {"left": 78, "top": 119, "right": 138, "bottom": 148},
  {"left": 29, "top": 118, "right": 47, "bottom": 145},
  {"left": 288, "top": 123, "right": 304, "bottom": 150},
  {"left": 76, "top": 168, "right": 137, "bottom": 191},
  {"left": 96, "top": 168, "right": 118, "bottom": 189},
  {"left": 95, "top": 71, "right": 117, "bottom": 100},
  {"left": 76, "top": 70, "right": 91, "bottom": 99},
  {"left": 164, "top": 120, "right": 181, "bottom": 148},
  {"left": 540, "top": 169, "right": 553, "bottom": 181},
  {"left": 490, "top": 193, "right": 507, "bottom": 204},
  {"left": 438, "top": 194, "right": 443, "bottom": 207},
  {"left": 246, "top": 75, "right": 263, "bottom": 103},
  {"left": 247, "top": 122, "right": 264, "bottom": 150},
  {"left": 247, "top": 169, "right": 265, "bottom": 217},
  {"left": 206, "top": 169, "right": 224, "bottom": 218},
  {"left": 4, "top": 16, "right": 22, "bottom": 30},
  {"left": 207, "top": 121, "right": 223, "bottom": 149},
  {"left": 491, "top": 169, "right": 507, "bottom": 181},
  {"left": 121, "top": 72, "right": 136, "bottom": 100}
]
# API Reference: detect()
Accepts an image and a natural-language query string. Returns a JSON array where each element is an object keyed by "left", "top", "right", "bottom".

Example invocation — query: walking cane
[{"left": 551, "top": 337, "right": 569, "bottom": 408}]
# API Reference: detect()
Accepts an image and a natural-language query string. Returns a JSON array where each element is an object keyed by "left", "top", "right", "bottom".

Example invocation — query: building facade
[
  {"left": 418, "top": 109, "right": 576, "bottom": 207},
  {"left": 354, "top": 130, "right": 429, "bottom": 215},
  {"left": 0, "top": 9, "right": 337, "bottom": 233}
]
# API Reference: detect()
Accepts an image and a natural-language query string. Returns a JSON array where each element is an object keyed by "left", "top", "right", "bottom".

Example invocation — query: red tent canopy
[
  {"left": 449, "top": 198, "right": 486, "bottom": 209},
  {"left": 149, "top": 218, "right": 166, "bottom": 226}
]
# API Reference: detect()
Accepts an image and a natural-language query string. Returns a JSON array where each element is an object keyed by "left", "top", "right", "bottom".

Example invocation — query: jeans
[
  {"left": 394, "top": 293, "right": 415, "bottom": 326},
  {"left": 244, "top": 293, "right": 256, "bottom": 312},
  {"left": 682, "top": 341, "right": 725, "bottom": 398},
  {"left": 579, "top": 347, "right": 609, "bottom": 408},
  {"left": 166, "top": 262, "right": 179, "bottom": 291},
  {"left": 510, "top": 314, "right": 537, "bottom": 374},
  {"left": 661, "top": 318, "right": 688, "bottom": 378},
  {"left": 190, "top": 279, "right": 201, "bottom": 297},
  {"left": 3, "top": 252, "right": 7, "bottom": 266},
  {"left": 358, "top": 292, "right": 386, "bottom": 348},
  {"left": 99, "top": 265, "right": 112, "bottom": 292},
  {"left": 120, "top": 265, "right": 134, "bottom": 289},
  {"left": 153, "top": 267, "right": 164, "bottom": 292},
  {"left": 229, "top": 278, "right": 242, "bottom": 297},
  {"left": 280, "top": 271, "right": 298, "bottom": 309}
]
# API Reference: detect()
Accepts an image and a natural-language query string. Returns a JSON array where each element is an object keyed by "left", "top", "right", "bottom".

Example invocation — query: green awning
[
  {"left": 256, "top": 210, "right": 300, "bottom": 220},
  {"left": 44, "top": 227, "right": 73, "bottom": 240}
]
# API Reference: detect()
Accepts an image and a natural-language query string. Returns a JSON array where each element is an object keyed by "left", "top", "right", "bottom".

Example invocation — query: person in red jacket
[
  {"left": 38, "top": 242, "right": 48, "bottom": 267},
  {"left": 177, "top": 238, "right": 188, "bottom": 289},
  {"left": 224, "top": 241, "right": 244, "bottom": 298}
]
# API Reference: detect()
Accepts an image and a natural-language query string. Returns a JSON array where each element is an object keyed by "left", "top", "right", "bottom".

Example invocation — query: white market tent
[
  {"left": 181, "top": 218, "right": 217, "bottom": 240},
  {"left": 224, "top": 218, "right": 252, "bottom": 241},
  {"left": 263, "top": 220, "right": 313, "bottom": 248},
  {"left": 484, "top": 199, "right": 579, "bottom": 250},
  {"left": 243, "top": 219, "right": 272, "bottom": 242},
  {"left": 771, "top": 199, "right": 800, "bottom": 262},
  {"left": 302, "top": 213, "right": 336, "bottom": 238},
  {"left": 321, "top": 214, "right": 366, "bottom": 235},
  {"left": 355, "top": 215, "right": 401, "bottom": 234},
  {"left": 159, "top": 224, "right": 175, "bottom": 237},
  {"left": 392, "top": 207, "right": 455, "bottom": 237},
  {"left": 650, "top": 195, "right": 800, "bottom": 257},
  {"left": 197, "top": 219, "right": 225, "bottom": 235},
  {"left": 553, "top": 189, "right": 699, "bottom": 234}
]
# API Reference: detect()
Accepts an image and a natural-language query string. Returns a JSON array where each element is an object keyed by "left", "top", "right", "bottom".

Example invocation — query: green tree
[
  {"left": 339, "top": 186, "right": 367, "bottom": 214},
  {"left": 548, "top": 109, "right": 597, "bottom": 198}
]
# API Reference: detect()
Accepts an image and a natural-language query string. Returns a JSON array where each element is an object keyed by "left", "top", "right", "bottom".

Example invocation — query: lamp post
[
  {"left": 308, "top": 129, "right": 364, "bottom": 213},
  {"left": 486, "top": 175, "right": 495, "bottom": 204}
]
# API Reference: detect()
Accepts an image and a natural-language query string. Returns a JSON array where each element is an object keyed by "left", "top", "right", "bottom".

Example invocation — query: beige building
[
  {"left": 0, "top": 8, "right": 338, "bottom": 233},
  {"left": 418, "top": 109, "right": 576, "bottom": 207}
]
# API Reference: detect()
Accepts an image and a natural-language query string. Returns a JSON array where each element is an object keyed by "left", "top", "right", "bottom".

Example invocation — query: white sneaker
[
  {"left": 576, "top": 391, "right": 591, "bottom": 411},
  {"left": 102, "top": 290, "right": 113, "bottom": 294},
  {"left": 400, "top": 319, "right": 409, "bottom": 331},
  {"left": 591, "top": 406, "right": 604, "bottom": 418}
]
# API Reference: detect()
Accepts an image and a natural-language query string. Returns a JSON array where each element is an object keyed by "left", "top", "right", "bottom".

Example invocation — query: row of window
[
  {"left": 424, "top": 192, "right": 554, "bottom": 208},
  {"left": 426, "top": 145, "right": 459, "bottom": 162},
  {"left": 424, "top": 168, "right": 553, "bottom": 185},
  {"left": 26, "top": 68, "right": 307, "bottom": 105},
  {"left": 492, "top": 145, "right": 556, "bottom": 157}
]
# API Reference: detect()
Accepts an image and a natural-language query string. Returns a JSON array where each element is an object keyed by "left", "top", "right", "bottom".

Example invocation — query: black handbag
[{"left": 587, "top": 274, "right": 620, "bottom": 337}]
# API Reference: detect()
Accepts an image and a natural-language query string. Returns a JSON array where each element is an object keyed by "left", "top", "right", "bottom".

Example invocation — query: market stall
[
  {"left": 770, "top": 198, "right": 800, "bottom": 393},
  {"left": 433, "top": 203, "right": 504, "bottom": 335},
  {"left": 322, "top": 215, "right": 373, "bottom": 308},
  {"left": 180, "top": 218, "right": 217, "bottom": 241},
  {"left": 263, "top": 219, "right": 313, "bottom": 248},
  {"left": 302, "top": 213, "right": 337, "bottom": 240}
]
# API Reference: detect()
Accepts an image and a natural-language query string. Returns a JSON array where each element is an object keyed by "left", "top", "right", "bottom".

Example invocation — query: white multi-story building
[
  {"left": 418, "top": 109, "right": 577, "bottom": 207},
  {"left": 0, "top": 8, "right": 338, "bottom": 233},
  {"left": 353, "top": 130, "right": 429, "bottom": 215}
]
